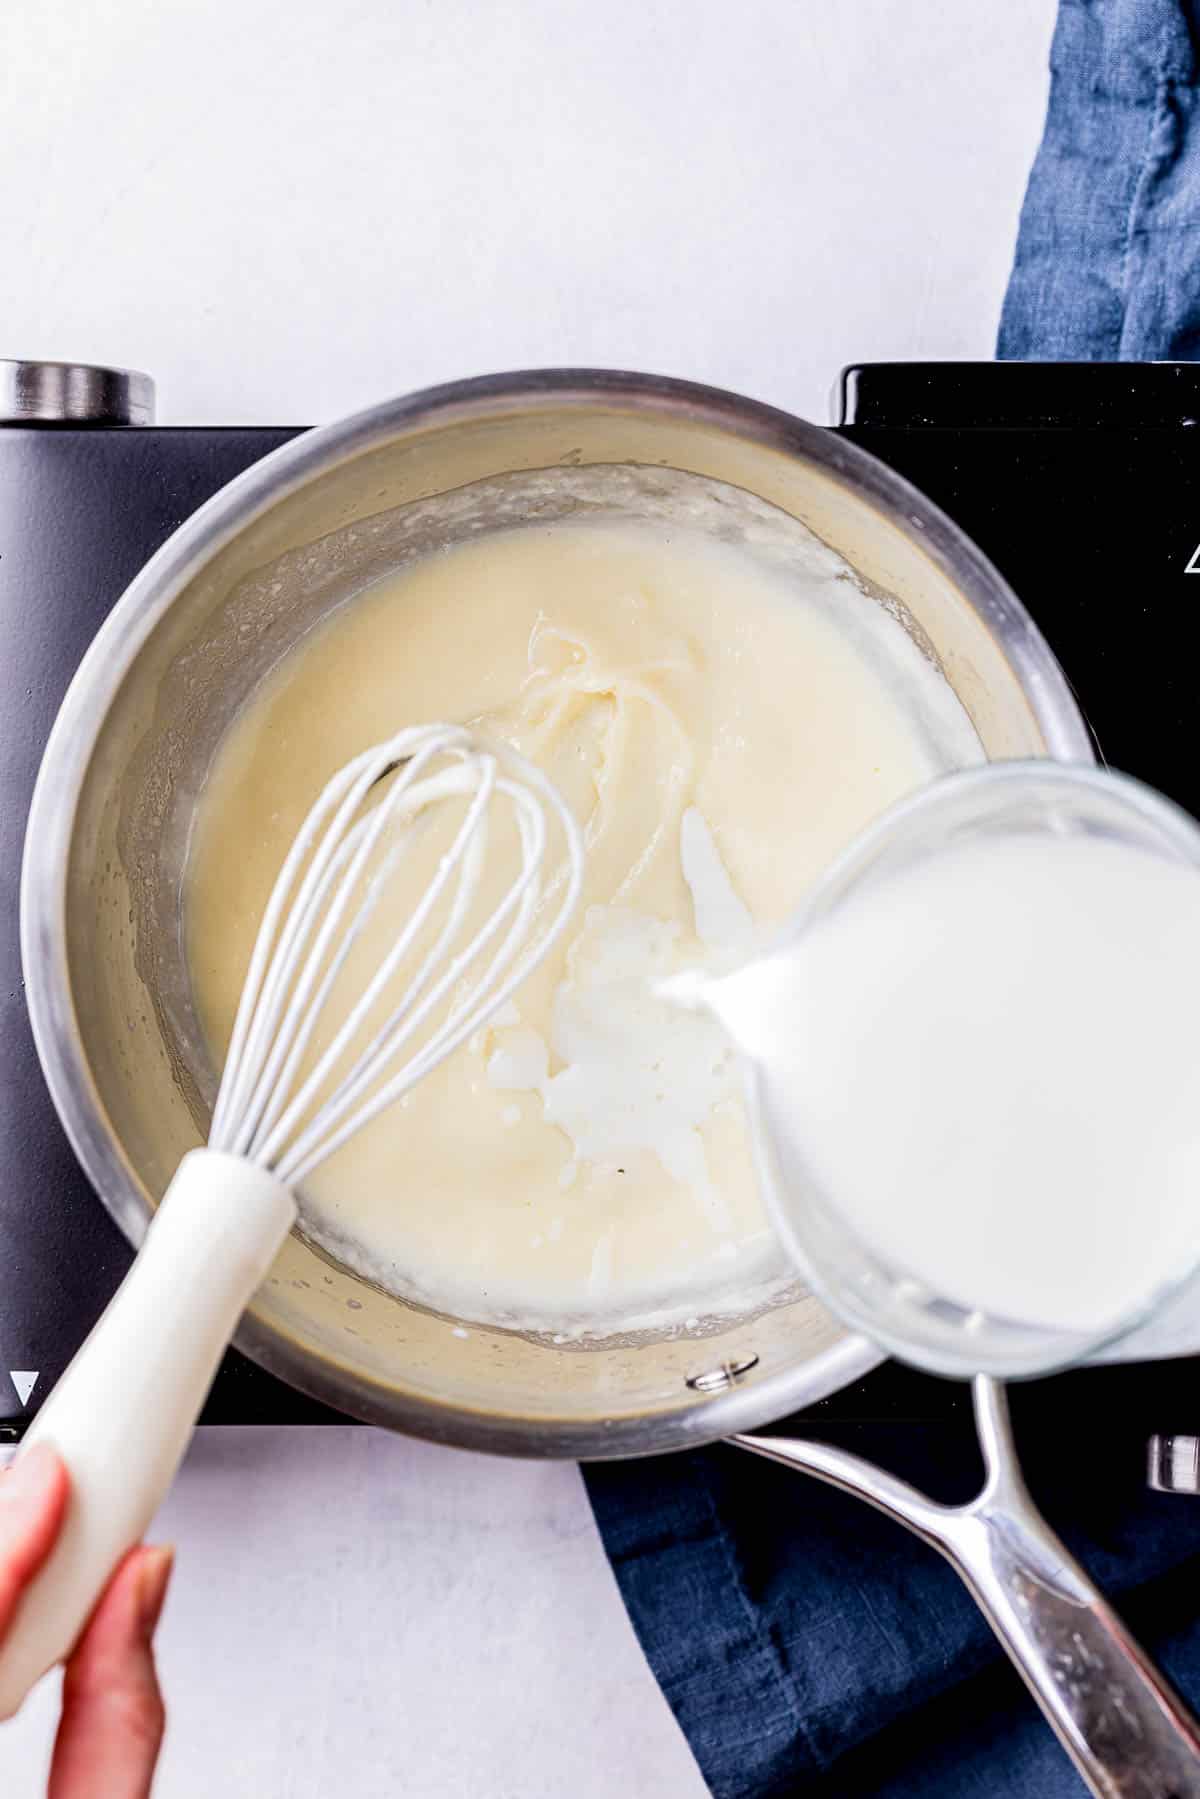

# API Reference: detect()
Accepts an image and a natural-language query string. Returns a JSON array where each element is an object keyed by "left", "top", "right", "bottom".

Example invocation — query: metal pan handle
[{"left": 735, "top": 1377, "right": 1200, "bottom": 1798}]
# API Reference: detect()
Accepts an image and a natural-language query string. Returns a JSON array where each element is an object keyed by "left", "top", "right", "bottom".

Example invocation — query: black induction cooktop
[{"left": 2, "top": 361, "right": 1197, "bottom": 1447}]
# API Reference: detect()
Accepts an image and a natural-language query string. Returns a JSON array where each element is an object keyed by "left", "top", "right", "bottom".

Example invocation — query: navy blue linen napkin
[
  {"left": 585, "top": 6, "right": 1200, "bottom": 1790},
  {"left": 587, "top": 1386, "right": 1200, "bottom": 1796},
  {"left": 1000, "top": 0, "right": 1200, "bottom": 360}
]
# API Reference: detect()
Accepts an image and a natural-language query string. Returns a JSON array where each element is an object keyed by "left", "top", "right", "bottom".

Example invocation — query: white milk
[{"left": 705, "top": 831, "right": 1200, "bottom": 1335}]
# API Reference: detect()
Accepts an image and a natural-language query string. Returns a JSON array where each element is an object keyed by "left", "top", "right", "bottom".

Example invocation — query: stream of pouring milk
[
  {"left": 707, "top": 832, "right": 1200, "bottom": 1336},
  {"left": 187, "top": 507, "right": 980, "bottom": 1334}
]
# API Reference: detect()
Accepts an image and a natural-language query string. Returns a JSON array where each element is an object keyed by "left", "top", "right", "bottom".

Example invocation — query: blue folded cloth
[
  {"left": 585, "top": 6, "right": 1200, "bottom": 1790},
  {"left": 587, "top": 1394, "right": 1200, "bottom": 1796},
  {"left": 1000, "top": 0, "right": 1200, "bottom": 360}
]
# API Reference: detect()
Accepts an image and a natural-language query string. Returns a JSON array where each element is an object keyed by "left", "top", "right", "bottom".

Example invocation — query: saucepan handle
[
  {"left": 735, "top": 1378, "right": 1200, "bottom": 1799},
  {"left": 942, "top": 1380, "right": 1200, "bottom": 1799},
  {"left": 944, "top": 1500, "right": 1200, "bottom": 1796},
  {"left": 0, "top": 1149, "right": 295, "bottom": 1720}
]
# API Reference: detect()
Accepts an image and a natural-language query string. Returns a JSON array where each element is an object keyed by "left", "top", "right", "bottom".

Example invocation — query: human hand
[{"left": 1, "top": 1445, "right": 172, "bottom": 1798}]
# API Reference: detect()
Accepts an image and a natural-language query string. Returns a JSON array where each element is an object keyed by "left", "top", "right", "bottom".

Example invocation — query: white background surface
[{"left": 2, "top": 2, "right": 1055, "bottom": 1792}]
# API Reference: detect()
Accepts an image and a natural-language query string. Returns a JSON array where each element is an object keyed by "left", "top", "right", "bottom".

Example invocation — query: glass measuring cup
[{"left": 695, "top": 758, "right": 1200, "bottom": 1380}]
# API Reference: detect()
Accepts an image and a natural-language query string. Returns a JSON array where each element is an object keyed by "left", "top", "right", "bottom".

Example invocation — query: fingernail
[
  {"left": 135, "top": 1546, "right": 174, "bottom": 1639},
  {"left": 0, "top": 1442, "right": 61, "bottom": 1509}
]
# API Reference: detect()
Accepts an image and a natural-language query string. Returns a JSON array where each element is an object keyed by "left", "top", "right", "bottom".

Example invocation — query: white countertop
[{"left": 2, "top": 2, "right": 1054, "bottom": 1791}]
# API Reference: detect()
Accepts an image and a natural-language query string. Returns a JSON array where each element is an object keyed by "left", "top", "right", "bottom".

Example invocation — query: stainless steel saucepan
[
  {"left": 28, "top": 370, "right": 1178, "bottom": 1793},
  {"left": 23, "top": 369, "right": 1087, "bottom": 1458}
]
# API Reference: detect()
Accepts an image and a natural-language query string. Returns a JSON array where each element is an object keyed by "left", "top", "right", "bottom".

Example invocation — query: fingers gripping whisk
[{"left": 208, "top": 723, "right": 585, "bottom": 1186}]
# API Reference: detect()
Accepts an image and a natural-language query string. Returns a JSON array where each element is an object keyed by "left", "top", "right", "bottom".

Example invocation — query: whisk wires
[{"left": 208, "top": 724, "right": 584, "bottom": 1186}]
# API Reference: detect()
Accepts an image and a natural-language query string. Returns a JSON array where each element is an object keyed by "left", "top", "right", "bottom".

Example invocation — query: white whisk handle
[{"left": 0, "top": 1149, "right": 295, "bottom": 1719}]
